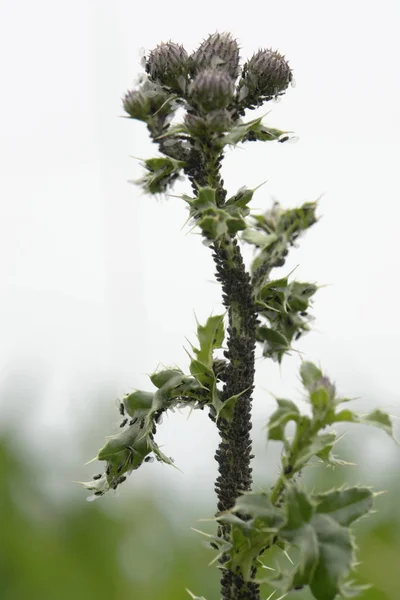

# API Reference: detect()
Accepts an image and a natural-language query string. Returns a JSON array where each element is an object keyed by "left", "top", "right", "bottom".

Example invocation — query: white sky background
[{"left": 0, "top": 0, "right": 399, "bottom": 505}]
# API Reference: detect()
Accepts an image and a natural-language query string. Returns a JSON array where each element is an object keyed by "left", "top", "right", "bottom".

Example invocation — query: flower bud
[
  {"left": 190, "top": 31, "right": 240, "bottom": 80},
  {"left": 123, "top": 81, "right": 174, "bottom": 121},
  {"left": 123, "top": 89, "right": 151, "bottom": 121},
  {"left": 184, "top": 109, "right": 233, "bottom": 136},
  {"left": 189, "top": 69, "right": 235, "bottom": 112},
  {"left": 239, "top": 48, "right": 292, "bottom": 105},
  {"left": 145, "top": 41, "right": 189, "bottom": 93}
]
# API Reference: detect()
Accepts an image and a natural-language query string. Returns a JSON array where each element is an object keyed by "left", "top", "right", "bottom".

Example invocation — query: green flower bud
[
  {"left": 145, "top": 41, "right": 189, "bottom": 93},
  {"left": 205, "top": 109, "right": 233, "bottom": 133},
  {"left": 190, "top": 31, "right": 240, "bottom": 79},
  {"left": 123, "top": 89, "right": 151, "bottom": 121},
  {"left": 123, "top": 80, "right": 175, "bottom": 121},
  {"left": 184, "top": 109, "right": 233, "bottom": 136},
  {"left": 239, "top": 48, "right": 293, "bottom": 105},
  {"left": 189, "top": 69, "right": 235, "bottom": 112}
]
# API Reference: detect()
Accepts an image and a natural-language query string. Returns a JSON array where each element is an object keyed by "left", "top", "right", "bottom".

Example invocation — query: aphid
[
  {"left": 155, "top": 413, "right": 163, "bottom": 425},
  {"left": 94, "top": 491, "right": 103, "bottom": 496},
  {"left": 295, "top": 331, "right": 302, "bottom": 341},
  {"left": 119, "top": 402, "right": 125, "bottom": 416},
  {"left": 139, "top": 418, "right": 145, "bottom": 428},
  {"left": 144, "top": 456, "right": 154, "bottom": 463},
  {"left": 93, "top": 474, "right": 102, "bottom": 480},
  {"left": 120, "top": 418, "right": 128, "bottom": 428},
  {"left": 118, "top": 476, "right": 126, "bottom": 484},
  {"left": 210, "top": 542, "right": 219, "bottom": 550},
  {"left": 129, "top": 417, "right": 138, "bottom": 426},
  {"left": 106, "top": 464, "right": 112, "bottom": 475},
  {"left": 278, "top": 135, "right": 289, "bottom": 143}
]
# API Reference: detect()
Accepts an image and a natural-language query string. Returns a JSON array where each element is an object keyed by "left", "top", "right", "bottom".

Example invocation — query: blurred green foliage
[{"left": 0, "top": 432, "right": 399, "bottom": 600}]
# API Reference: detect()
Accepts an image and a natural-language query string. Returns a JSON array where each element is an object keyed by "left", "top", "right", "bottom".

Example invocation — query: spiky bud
[
  {"left": 190, "top": 31, "right": 240, "bottom": 80},
  {"left": 239, "top": 49, "right": 292, "bottom": 106},
  {"left": 123, "top": 81, "right": 175, "bottom": 121},
  {"left": 145, "top": 41, "right": 189, "bottom": 93},
  {"left": 189, "top": 69, "right": 235, "bottom": 112},
  {"left": 184, "top": 109, "right": 233, "bottom": 136},
  {"left": 123, "top": 89, "right": 150, "bottom": 121}
]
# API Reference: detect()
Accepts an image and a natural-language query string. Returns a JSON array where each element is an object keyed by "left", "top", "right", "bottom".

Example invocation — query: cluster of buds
[{"left": 123, "top": 32, "right": 293, "bottom": 128}]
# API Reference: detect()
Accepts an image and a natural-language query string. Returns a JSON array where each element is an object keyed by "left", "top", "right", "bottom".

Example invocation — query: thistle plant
[{"left": 82, "top": 32, "right": 397, "bottom": 600}]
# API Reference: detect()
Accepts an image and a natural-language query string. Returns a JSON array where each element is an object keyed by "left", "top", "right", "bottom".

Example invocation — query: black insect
[
  {"left": 93, "top": 474, "right": 102, "bottom": 480},
  {"left": 94, "top": 491, "right": 103, "bottom": 496},
  {"left": 129, "top": 417, "right": 138, "bottom": 426},
  {"left": 119, "top": 402, "right": 125, "bottom": 416},
  {"left": 144, "top": 456, "right": 154, "bottom": 463},
  {"left": 210, "top": 542, "right": 219, "bottom": 550},
  {"left": 120, "top": 418, "right": 128, "bottom": 428},
  {"left": 278, "top": 135, "right": 289, "bottom": 143}
]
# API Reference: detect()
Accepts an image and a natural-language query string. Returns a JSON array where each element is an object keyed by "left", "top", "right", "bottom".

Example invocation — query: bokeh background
[{"left": 1, "top": 1, "right": 399, "bottom": 599}]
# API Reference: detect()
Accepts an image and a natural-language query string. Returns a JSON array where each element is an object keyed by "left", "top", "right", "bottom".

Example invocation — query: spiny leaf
[
  {"left": 331, "top": 408, "right": 398, "bottom": 443},
  {"left": 149, "top": 367, "right": 184, "bottom": 388},
  {"left": 313, "top": 487, "right": 374, "bottom": 527},
  {"left": 300, "top": 362, "right": 323, "bottom": 391},
  {"left": 308, "top": 514, "right": 354, "bottom": 600},
  {"left": 294, "top": 433, "right": 337, "bottom": 470},
  {"left": 267, "top": 398, "right": 300, "bottom": 442},
  {"left": 195, "top": 313, "right": 225, "bottom": 366}
]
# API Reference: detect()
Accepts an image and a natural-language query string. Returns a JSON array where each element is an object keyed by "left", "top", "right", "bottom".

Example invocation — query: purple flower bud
[
  {"left": 239, "top": 48, "right": 293, "bottom": 106},
  {"left": 190, "top": 31, "right": 240, "bottom": 80},
  {"left": 189, "top": 69, "right": 235, "bottom": 112},
  {"left": 145, "top": 41, "right": 189, "bottom": 93}
]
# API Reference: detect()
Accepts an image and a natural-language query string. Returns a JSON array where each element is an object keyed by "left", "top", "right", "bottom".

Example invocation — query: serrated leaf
[
  {"left": 280, "top": 486, "right": 319, "bottom": 587},
  {"left": 300, "top": 362, "right": 323, "bottom": 391},
  {"left": 217, "top": 387, "right": 250, "bottom": 423},
  {"left": 149, "top": 368, "right": 184, "bottom": 389},
  {"left": 331, "top": 408, "right": 398, "bottom": 442},
  {"left": 233, "top": 491, "right": 283, "bottom": 524},
  {"left": 360, "top": 409, "right": 396, "bottom": 439},
  {"left": 241, "top": 229, "right": 277, "bottom": 248},
  {"left": 195, "top": 314, "right": 225, "bottom": 366},
  {"left": 308, "top": 514, "right": 354, "bottom": 600},
  {"left": 314, "top": 487, "right": 374, "bottom": 526},
  {"left": 221, "top": 116, "right": 263, "bottom": 146},
  {"left": 225, "top": 182, "right": 266, "bottom": 209},
  {"left": 294, "top": 433, "right": 337, "bottom": 470},
  {"left": 267, "top": 398, "right": 300, "bottom": 442},
  {"left": 258, "top": 327, "right": 290, "bottom": 361},
  {"left": 123, "top": 390, "right": 153, "bottom": 415}
]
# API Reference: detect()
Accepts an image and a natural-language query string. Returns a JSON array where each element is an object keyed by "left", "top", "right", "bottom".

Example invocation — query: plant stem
[{"left": 186, "top": 144, "right": 261, "bottom": 600}]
